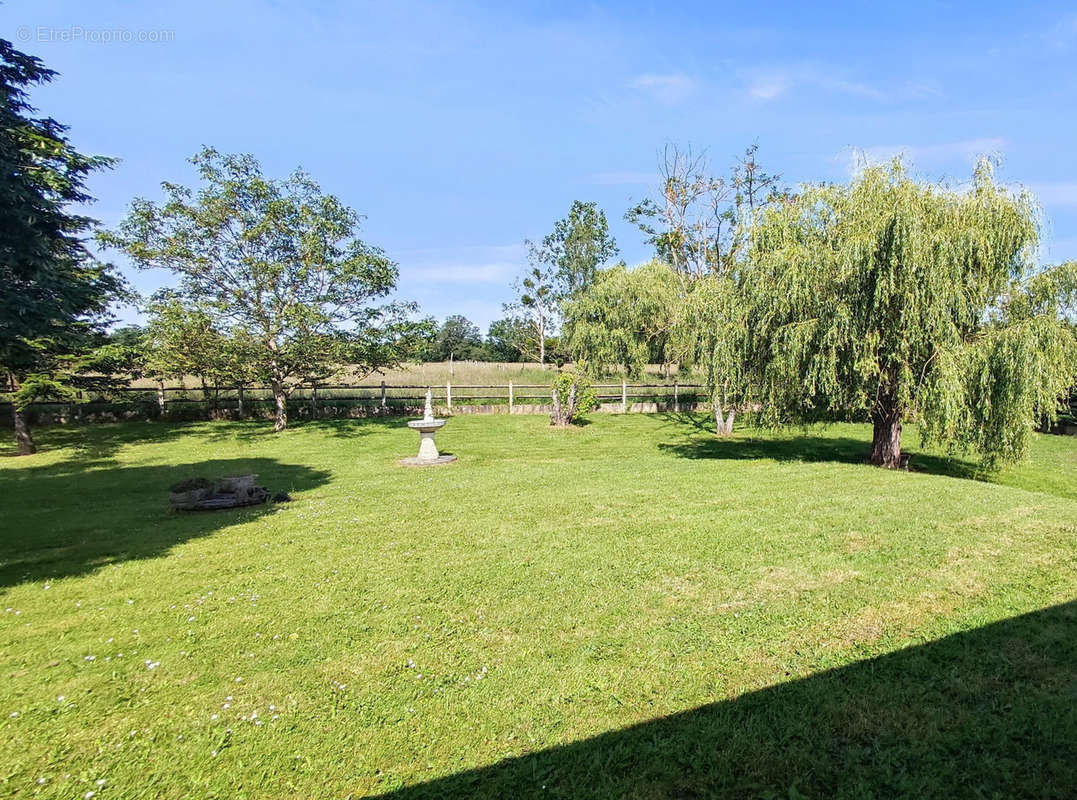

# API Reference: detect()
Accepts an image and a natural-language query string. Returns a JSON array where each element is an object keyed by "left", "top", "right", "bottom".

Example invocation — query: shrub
[{"left": 550, "top": 371, "right": 597, "bottom": 426}]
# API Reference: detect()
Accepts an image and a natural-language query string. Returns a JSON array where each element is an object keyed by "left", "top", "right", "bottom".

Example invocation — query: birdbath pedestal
[{"left": 400, "top": 389, "right": 457, "bottom": 466}]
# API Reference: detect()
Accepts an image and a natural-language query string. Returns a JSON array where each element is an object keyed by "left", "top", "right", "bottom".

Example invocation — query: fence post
[
  {"left": 446, "top": 381, "right": 452, "bottom": 412},
  {"left": 622, "top": 379, "right": 627, "bottom": 413},
  {"left": 508, "top": 381, "right": 514, "bottom": 414},
  {"left": 380, "top": 380, "right": 387, "bottom": 413},
  {"left": 674, "top": 381, "right": 679, "bottom": 413}
]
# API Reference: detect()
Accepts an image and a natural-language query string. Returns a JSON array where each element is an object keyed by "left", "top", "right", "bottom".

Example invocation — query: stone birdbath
[{"left": 400, "top": 389, "right": 457, "bottom": 466}]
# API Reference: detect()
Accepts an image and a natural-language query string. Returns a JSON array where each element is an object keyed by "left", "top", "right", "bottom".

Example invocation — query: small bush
[{"left": 550, "top": 371, "right": 597, "bottom": 426}]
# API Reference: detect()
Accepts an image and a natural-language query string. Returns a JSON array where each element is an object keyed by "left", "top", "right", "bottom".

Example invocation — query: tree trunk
[
  {"left": 713, "top": 389, "right": 736, "bottom": 436},
  {"left": 550, "top": 380, "right": 578, "bottom": 427},
  {"left": 13, "top": 406, "right": 36, "bottom": 455},
  {"left": 273, "top": 384, "right": 288, "bottom": 431},
  {"left": 870, "top": 407, "right": 903, "bottom": 468},
  {"left": 236, "top": 385, "right": 245, "bottom": 419},
  {"left": 715, "top": 407, "right": 736, "bottom": 436},
  {"left": 156, "top": 381, "right": 166, "bottom": 415}
]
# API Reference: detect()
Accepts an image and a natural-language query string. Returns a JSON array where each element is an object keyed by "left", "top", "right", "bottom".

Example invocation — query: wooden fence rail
[{"left": 1, "top": 380, "right": 709, "bottom": 423}]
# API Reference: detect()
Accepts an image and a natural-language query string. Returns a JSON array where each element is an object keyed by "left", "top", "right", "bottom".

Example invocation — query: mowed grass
[{"left": 0, "top": 414, "right": 1075, "bottom": 799}]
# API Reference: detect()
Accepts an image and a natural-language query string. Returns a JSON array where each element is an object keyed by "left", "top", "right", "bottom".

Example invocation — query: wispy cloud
[
  {"left": 1027, "top": 182, "right": 1077, "bottom": 207},
  {"left": 396, "top": 244, "right": 525, "bottom": 284},
  {"left": 742, "top": 65, "right": 939, "bottom": 103},
  {"left": 627, "top": 73, "right": 696, "bottom": 105},
  {"left": 842, "top": 137, "right": 1007, "bottom": 174},
  {"left": 410, "top": 264, "right": 514, "bottom": 282},
  {"left": 1042, "top": 13, "right": 1077, "bottom": 50},
  {"left": 588, "top": 170, "right": 656, "bottom": 186}
]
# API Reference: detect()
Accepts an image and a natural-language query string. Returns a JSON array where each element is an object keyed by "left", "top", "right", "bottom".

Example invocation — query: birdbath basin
[{"left": 400, "top": 389, "right": 457, "bottom": 466}]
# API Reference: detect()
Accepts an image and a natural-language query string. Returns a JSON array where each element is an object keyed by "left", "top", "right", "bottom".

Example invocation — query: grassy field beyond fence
[{"left": 3, "top": 362, "right": 706, "bottom": 423}]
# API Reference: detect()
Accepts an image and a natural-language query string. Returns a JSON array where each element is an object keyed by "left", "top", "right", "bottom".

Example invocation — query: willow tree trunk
[
  {"left": 713, "top": 386, "right": 736, "bottom": 436},
  {"left": 236, "top": 385, "right": 245, "bottom": 419},
  {"left": 870, "top": 406, "right": 903, "bottom": 468},
  {"left": 13, "top": 406, "right": 35, "bottom": 455}
]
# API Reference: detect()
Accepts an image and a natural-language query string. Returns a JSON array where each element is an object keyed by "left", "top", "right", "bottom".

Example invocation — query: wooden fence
[{"left": 1, "top": 381, "right": 709, "bottom": 425}]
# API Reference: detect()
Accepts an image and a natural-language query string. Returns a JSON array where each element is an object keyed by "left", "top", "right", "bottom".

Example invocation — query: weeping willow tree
[
  {"left": 677, "top": 273, "right": 750, "bottom": 434},
  {"left": 562, "top": 261, "right": 680, "bottom": 378},
  {"left": 743, "top": 159, "right": 1077, "bottom": 469}
]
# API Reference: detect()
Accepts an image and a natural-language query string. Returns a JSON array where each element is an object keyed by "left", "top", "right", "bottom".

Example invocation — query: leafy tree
[
  {"left": 428, "top": 315, "right": 484, "bottom": 362},
  {"left": 543, "top": 200, "right": 618, "bottom": 297},
  {"left": 102, "top": 147, "right": 416, "bottom": 431},
  {"left": 506, "top": 201, "right": 619, "bottom": 365},
  {"left": 563, "top": 261, "right": 679, "bottom": 378},
  {"left": 485, "top": 317, "right": 527, "bottom": 362},
  {"left": 505, "top": 242, "right": 558, "bottom": 365},
  {"left": 0, "top": 39, "right": 125, "bottom": 454},
  {"left": 145, "top": 294, "right": 225, "bottom": 396},
  {"left": 142, "top": 293, "right": 256, "bottom": 412},
  {"left": 625, "top": 146, "right": 785, "bottom": 433},
  {"left": 626, "top": 144, "right": 783, "bottom": 283},
  {"left": 742, "top": 159, "right": 1077, "bottom": 468}
]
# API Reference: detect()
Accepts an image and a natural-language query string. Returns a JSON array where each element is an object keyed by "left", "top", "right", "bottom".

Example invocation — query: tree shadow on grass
[
  {"left": 199, "top": 414, "right": 412, "bottom": 444},
  {"left": 0, "top": 457, "right": 330, "bottom": 589},
  {"left": 0, "top": 415, "right": 416, "bottom": 464},
  {"left": 656, "top": 420, "right": 985, "bottom": 482},
  {"left": 0, "top": 421, "right": 192, "bottom": 466},
  {"left": 372, "top": 600, "right": 1077, "bottom": 799}
]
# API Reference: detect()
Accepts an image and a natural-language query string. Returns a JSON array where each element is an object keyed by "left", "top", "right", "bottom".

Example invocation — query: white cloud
[
  {"left": 395, "top": 243, "right": 526, "bottom": 284},
  {"left": 628, "top": 73, "right": 696, "bottom": 104},
  {"left": 742, "top": 65, "right": 939, "bottom": 103},
  {"left": 410, "top": 263, "right": 516, "bottom": 283},
  {"left": 1043, "top": 13, "right": 1077, "bottom": 50}
]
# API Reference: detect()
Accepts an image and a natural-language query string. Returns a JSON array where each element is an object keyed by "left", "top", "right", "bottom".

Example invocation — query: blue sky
[{"left": 11, "top": 1, "right": 1077, "bottom": 331}]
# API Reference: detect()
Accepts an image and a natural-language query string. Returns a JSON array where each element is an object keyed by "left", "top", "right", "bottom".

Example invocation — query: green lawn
[{"left": 1, "top": 414, "right": 1075, "bottom": 799}]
